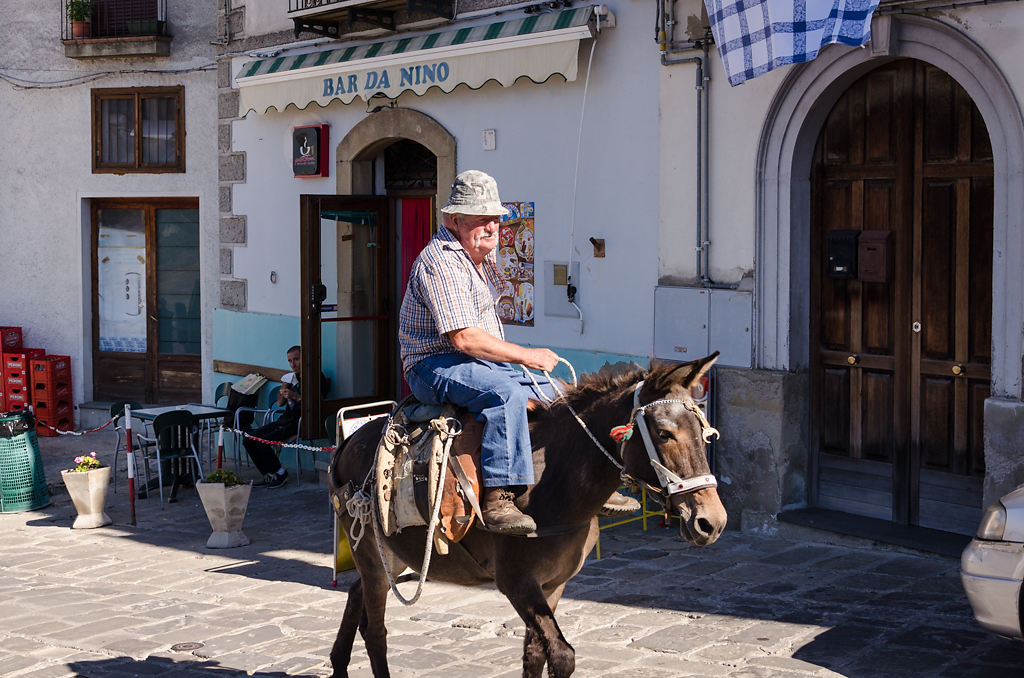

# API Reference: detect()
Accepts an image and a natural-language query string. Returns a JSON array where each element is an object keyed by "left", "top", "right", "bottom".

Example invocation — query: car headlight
[{"left": 977, "top": 501, "right": 1007, "bottom": 540}]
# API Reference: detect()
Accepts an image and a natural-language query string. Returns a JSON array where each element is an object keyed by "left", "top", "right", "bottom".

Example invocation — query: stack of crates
[
  {"left": 3, "top": 347, "right": 45, "bottom": 416},
  {"left": 0, "top": 326, "right": 24, "bottom": 413},
  {"left": 30, "top": 355, "right": 72, "bottom": 436}
]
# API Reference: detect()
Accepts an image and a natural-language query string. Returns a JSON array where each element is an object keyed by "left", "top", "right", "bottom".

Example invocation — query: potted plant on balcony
[
  {"left": 196, "top": 469, "right": 253, "bottom": 548},
  {"left": 67, "top": 0, "right": 94, "bottom": 39}
]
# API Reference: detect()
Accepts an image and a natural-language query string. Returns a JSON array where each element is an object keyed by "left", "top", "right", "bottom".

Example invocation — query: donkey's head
[{"left": 617, "top": 352, "right": 727, "bottom": 546}]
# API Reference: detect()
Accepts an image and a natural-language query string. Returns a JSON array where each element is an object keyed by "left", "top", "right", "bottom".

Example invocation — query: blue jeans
[{"left": 406, "top": 354, "right": 554, "bottom": 487}]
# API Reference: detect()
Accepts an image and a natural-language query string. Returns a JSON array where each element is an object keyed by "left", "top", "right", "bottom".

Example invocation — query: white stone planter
[
  {"left": 61, "top": 467, "right": 112, "bottom": 529},
  {"left": 196, "top": 481, "right": 252, "bottom": 548}
]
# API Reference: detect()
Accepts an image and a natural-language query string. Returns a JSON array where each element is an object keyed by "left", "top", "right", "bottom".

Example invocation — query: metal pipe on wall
[{"left": 657, "top": 0, "right": 713, "bottom": 285}]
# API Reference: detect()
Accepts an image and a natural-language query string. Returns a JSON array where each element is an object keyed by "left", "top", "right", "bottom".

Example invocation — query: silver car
[{"left": 962, "top": 484, "right": 1024, "bottom": 638}]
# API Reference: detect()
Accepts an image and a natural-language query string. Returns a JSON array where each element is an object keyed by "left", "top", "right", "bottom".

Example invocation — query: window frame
[{"left": 91, "top": 86, "right": 185, "bottom": 174}]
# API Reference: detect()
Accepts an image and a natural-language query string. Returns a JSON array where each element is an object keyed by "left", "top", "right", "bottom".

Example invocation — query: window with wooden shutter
[{"left": 92, "top": 86, "right": 184, "bottom": 173}]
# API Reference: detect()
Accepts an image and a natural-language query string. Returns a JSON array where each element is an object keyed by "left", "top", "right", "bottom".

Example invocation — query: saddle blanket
[{"left": 375, "top": 402, "right": 484, "bottom": 552}]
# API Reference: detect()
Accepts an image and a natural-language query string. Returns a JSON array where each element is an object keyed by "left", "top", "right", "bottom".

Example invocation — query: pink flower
[
  {"left": 89, "top": 452, "right": 97, "bottom": 459},
  {"left": 74, "top": 456, "right": 84, "bottom": 464}
]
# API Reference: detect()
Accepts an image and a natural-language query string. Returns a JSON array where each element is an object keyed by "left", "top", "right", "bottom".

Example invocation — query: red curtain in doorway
[
  {"left": 399, "top": 197, "right": 433, "bottom": 397},
  {"left": 400, "top": 197, "right": 433, "bottom": 298}
]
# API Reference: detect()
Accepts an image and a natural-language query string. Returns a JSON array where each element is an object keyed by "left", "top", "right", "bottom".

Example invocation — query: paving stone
[
  {"left": 758, "top": 545, "right": 840, "bottom": 566},
  {"left": 630, "top": 624, "right": 714, "bottom": 653}
]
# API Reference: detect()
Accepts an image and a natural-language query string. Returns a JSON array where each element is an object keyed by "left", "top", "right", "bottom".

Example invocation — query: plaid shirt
[{"left": 399, "top": 225, "right": 505, "bottom": 375}]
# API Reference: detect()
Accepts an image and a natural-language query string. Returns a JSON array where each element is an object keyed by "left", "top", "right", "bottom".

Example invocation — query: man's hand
[{"left": 522, "top": 348, "right": 559, "bottom": 373}]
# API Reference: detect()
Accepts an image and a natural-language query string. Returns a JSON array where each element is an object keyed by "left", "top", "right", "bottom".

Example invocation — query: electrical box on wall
[
  {"left": 544, "top": 261, "right": 580, "bottom": 318},
  {"left": 293, "top": 124, "right": 329, "bottom": 177},
  {"left": 653, "top": 286, "right": 752, "bottom": 368}
]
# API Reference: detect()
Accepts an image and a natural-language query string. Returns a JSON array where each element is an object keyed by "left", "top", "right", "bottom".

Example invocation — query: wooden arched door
[{"left": 810, "top": 59, "right": 993, "bottom": 535}]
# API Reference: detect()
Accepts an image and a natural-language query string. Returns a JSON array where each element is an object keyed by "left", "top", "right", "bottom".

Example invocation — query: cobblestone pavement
[{"left": 0, "top": 430, "right": 1020, "bottom": 677}]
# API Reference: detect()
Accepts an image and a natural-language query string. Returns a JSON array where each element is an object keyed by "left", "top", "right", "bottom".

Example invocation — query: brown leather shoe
[
  {"left": 598, "top": 491, "right": 641, "bottom": 517},
  {"left": 481, "top": 487, "right": 537, "bottom": 535}
]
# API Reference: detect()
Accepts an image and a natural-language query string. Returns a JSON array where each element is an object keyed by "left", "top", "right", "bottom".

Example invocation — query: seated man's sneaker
[
  {"left": 598, "top": 490, "right": 641, "bottom": 516},
  {"left": 257, "top": 470, "right": 289, "bottom": 488},
  {"left": 481, "top": 487, "right": 536, "bottom": 535}
]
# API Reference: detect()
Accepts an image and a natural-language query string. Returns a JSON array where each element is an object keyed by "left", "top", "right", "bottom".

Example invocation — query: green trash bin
[{"left": 0, "top": 412, "right": 51, "bottom": 513}]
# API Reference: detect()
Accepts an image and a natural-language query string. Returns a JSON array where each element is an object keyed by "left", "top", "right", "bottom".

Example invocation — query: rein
[{"left": 527, "top": 362, "right": 719, "bottom": 504}]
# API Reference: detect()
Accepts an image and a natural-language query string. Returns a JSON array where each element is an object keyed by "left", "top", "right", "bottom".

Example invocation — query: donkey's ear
[{"left": 646, "top": 351, "right": 719, "bottom": 393}]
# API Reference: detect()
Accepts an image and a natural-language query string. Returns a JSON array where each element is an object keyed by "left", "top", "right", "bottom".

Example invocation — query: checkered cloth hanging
[{"left": 703, "top": 0, "right": 881, "bottom": 86}]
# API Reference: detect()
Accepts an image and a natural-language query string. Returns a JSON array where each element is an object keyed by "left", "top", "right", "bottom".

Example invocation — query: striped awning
[{"left": 236, "top": 6, "right": 609, "bottom": 114}]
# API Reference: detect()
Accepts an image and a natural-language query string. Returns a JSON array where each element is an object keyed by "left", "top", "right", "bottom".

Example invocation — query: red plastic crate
[
  {"left": 35, "top": 404, "right": 73, "bottom": 436},
  {"left": 30, "top": 356, "right": 71, "bottom": 400},
  {"left": 4, "top": 387, "right": 28, "bottom": 408},
  {"left": 4, "top": 369, "right": 27, "bottom": 389},
  {"left": 0, "top": 389, "right": 5, "bottom": 412},
  {"left": 3, "top": 349, "right": 45, "bottom": 380},
  {"left": 33, "top": 393, "right": 73, "bottom": 413},
  {"left": 0, "top": 327, "right": 22, "bottom": 352}
]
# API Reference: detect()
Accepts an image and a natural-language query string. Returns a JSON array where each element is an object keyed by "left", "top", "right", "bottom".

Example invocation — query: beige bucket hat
[{"left": 440, "top": 170, "right": 509, "bottom": 217}]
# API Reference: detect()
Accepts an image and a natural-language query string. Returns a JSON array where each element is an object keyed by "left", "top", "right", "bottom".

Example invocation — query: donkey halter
[{"left": 617, "top": 380, "right": 720, "bottom": 499}]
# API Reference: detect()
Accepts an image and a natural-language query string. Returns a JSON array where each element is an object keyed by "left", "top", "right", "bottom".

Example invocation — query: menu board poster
[{"left": 497, "top": 202, "right": 535, "bottom": 327}]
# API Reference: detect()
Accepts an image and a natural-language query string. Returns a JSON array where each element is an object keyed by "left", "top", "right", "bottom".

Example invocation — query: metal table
[{"left": 132, "top": 405, "right": 231, "bottom": 501}]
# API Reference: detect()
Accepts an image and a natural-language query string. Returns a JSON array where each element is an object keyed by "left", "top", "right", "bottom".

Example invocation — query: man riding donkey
[{"left": 399, "top": 169, "right": 637, "bottom": 535}]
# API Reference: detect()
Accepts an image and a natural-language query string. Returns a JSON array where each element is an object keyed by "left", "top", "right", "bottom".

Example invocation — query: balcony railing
[
  {"left": 289, "top": 0, "right": 348, "bottom": 12},
  {"left": 62, "top": 0, "right": 167, "bottom": 40}
]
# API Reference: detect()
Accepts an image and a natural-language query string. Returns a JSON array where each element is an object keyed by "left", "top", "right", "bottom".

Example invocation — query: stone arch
[
  {"left": 755, "top": 14, "right": 1024, "bottom": 400},
  {"left": 336, "top": 107, "right": 456, "bottom": 215}
]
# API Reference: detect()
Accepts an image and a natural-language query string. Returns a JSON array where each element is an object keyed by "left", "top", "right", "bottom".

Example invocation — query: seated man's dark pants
[{"left": 244, "top": 416, "right": 297, "bottom": 476}]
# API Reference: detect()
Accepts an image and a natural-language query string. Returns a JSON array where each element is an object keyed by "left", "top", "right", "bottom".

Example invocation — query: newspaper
[{"left": 231, "top": 373, "right": 267, "bottom": 395}]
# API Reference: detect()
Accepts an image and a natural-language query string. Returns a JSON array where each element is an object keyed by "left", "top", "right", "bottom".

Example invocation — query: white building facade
[
  {"left": 0, "top": 1, "right": 219, "bottom": 408},
  {"left": 220, "top": 0, "right": 1024, "bottom": 539}
]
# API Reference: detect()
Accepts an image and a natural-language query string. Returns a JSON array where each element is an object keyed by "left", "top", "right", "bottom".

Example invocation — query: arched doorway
[
  {"left": 299, "top": 111, "right": 455, "bottom": 435},
  {"left": 809, "top": 59, "right": 992, "bottom": 534}
]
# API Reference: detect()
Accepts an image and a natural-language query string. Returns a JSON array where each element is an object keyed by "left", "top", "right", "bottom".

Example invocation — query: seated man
[
  {"left": 244, "top": 345, "right": 304, "bottom": 488},
  {"left": 400, "top": 170, "right": 635, "bottom": 535}
]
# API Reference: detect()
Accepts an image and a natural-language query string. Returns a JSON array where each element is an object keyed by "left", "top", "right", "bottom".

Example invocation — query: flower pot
[
  {"left": 61, "top": 467, "right": 111, "bottom": 529},
  {"left": 196, "top": 481, "right": 252, "bottom": 548},
  {"left": 71, "top": 20, "right": 91, "bottom": 39}
]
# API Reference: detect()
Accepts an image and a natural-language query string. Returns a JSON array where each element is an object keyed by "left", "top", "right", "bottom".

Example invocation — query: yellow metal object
[
  {"left": 333, "top": 512, "right": 356, "bottom": 576},
  {"left": 952, "top": 364, "right": 964, "bottom": 376},
  {"left": 594, "top": 486, "right": 662, "bottom": 559},
  {"left": 847, "top": 354, "right": 859, "bottom": 365}
]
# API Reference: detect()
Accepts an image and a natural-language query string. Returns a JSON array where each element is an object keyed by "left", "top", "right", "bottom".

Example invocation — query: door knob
[
  {"left": 912, "top": 321, "right": 922, "bottom": 333},
  {"left": 952, "top": 364, "right": 964, "bottom": 376},
  {"left": 847, "top": 355, "right": 859, "bottom": 365}
]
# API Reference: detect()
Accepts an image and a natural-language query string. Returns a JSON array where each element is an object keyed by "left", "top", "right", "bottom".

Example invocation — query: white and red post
[{"left": 125, "top": 404, "right": 136, "bottom": 526}]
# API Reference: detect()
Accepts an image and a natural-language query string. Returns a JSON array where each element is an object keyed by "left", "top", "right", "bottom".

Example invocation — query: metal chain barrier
[
  {"left": 34, "top": 415, "right": 117, "bottom": 436},
  {"left": 226, "top": 426, "right": 337, "bottom": 452}
]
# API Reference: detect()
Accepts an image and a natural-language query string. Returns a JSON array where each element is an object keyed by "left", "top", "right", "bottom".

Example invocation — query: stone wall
[{"left": 713, "top": 367, "right": 809, "bottom": 531}]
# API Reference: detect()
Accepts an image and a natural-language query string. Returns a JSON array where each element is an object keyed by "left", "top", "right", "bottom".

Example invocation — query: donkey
[{"left": 328, "top": 353, "right": 728, "bottom": 678}]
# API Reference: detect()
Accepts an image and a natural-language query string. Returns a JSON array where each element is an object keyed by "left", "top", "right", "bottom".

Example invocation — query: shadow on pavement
[{"left": 68, "top": 655, "right": 321, "bottom": 677}]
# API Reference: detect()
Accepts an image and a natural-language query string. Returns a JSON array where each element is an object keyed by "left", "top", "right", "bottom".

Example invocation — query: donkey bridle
[{"left": 615, "top": 381, "right": 719, "bottom": 503}]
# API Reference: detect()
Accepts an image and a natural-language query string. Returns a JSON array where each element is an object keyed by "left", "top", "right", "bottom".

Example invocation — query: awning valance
[{"left": 236, "top": 6, "right": 609, "bottom": 114}]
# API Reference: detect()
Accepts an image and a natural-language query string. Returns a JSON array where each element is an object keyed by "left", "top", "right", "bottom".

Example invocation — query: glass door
[
  {"left": 92, "top": 199, "right": 201, "bottom": 403},
  {"left": 300, "top": 195, "right": 392, "bottom": 439}
]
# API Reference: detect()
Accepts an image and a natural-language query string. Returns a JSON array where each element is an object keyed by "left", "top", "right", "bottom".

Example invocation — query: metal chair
[
  {"left": 189, "top": 381, "right": 234, "bottom": 468},
  {"left": 110, "top": 401, "right": 144, "bottom": 494},
  {"left": 135, "top": 410, "right": 204, "bottom": 508},
  {"left": 233, "top": 385, "right": 286, "bottom": 472}
]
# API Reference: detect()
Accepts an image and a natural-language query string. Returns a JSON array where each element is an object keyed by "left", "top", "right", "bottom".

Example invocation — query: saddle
[{"left": 374, "top": 401, "right": 484, "bottom": 553}]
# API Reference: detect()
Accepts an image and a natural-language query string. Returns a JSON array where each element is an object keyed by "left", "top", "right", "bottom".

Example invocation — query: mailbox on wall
[
  {"left": 858, "top": 230, "right": 892, "bottom": 283},
  {"left": 826, "top": 230, "right": 860, "bottom": 279}
]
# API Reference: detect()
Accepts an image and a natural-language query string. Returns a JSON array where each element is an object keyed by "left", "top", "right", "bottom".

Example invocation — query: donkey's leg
[
  {"left": 329, "top": 578, "right": 364, "bottom": 678},
  {"left": 356, "top": 557, "right": 393, "bottom": 678},
  {"left": 501, "top": 577, "right": 575, "bottom": 678},
  {"left": 522, "top": 582, "right": 568, "bottom": 678}
]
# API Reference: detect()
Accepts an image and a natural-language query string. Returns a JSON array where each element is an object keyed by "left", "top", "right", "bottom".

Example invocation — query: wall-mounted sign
[{"left": 293, "top": 124, "right": 329, "bottom": 177}]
